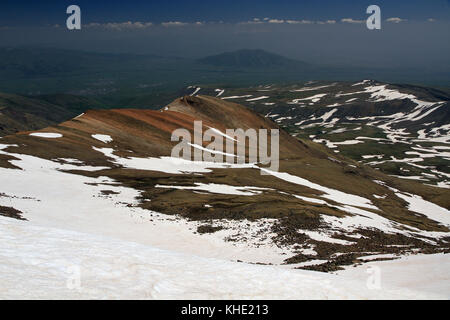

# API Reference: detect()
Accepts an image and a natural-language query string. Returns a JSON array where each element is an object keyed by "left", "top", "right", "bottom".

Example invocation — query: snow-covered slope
[
  {"left": 337, "top": 253, "right": 450, "bottom": 298},
  {"left": 0, "top": 216, "right": 445, "bottom": 300}
]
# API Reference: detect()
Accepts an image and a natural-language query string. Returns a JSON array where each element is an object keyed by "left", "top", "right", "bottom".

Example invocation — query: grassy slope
[{"left": 0, "top": 92, "right": 104, "bottom": 136}]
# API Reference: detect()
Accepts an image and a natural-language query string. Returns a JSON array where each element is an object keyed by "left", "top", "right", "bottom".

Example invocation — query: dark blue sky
[{"left": 0, "top": 0, "right": 449, "bottom": 26}]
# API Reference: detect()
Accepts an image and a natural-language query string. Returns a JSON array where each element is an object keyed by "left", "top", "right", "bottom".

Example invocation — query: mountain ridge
[
  {"left": 1, "top": 95, "right": 449, "bottom": 271},
  {"left": 0, "top": 92, "right": 103, "bottom": 136}
]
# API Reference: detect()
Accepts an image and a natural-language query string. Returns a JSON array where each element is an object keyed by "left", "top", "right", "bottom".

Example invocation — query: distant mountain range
[
  {"left": 198, "top": 49, "right": 310, "bottom": 69},
  {"left": 0, "top": 47, "right": 448, "bottom": 101}
]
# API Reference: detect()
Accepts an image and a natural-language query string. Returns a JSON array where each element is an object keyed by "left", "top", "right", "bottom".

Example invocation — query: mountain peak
[{"left": 198, "top": 49, "right": 308, "bottom": 68}]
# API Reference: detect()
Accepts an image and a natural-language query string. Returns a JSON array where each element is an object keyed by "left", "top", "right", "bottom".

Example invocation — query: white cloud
[
  {"left": 239, "top": 18, "right": 337, "bottom": 26},
  {"left": 239, "top": 18, "right": 264, "bottom": 25},
  {"left": 286, "top": 20, "right": 314, "bottom": 24},
  {"left": 428, "top": 18, "right": 436, "bottom": 22},
  {"left": 341, "top": 18, "right": 365, "bottom": 24},
  {"left": 268, "top": 19, "right": 285, "bottom": 24},
  {"left": 386, "top": 17, "right": 407, "bottom": 23},
  {"left": 86, "top": 21, "right": 153, "bottom": 30},
  {"left": 317, "top": 20, "right": 336, "bottom": 25},
  {"left": 161, "top": 21, "right": 189, "bottom": 27}
]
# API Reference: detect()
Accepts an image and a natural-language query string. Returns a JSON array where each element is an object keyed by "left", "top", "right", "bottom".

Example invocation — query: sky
[
  {"left": 0, "top": 0, "right": 449, "bottom": 69},
  {"left": 1, "top": 0, "right": 449, "bottom": 25}
]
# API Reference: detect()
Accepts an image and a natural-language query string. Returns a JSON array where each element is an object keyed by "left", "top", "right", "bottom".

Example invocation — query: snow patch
[
  {"left": 92, "top": 134, "right": 113, "bottom": 144},
  {"left": 29, "top": 133, "right": 62, "bottom": 138}
]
